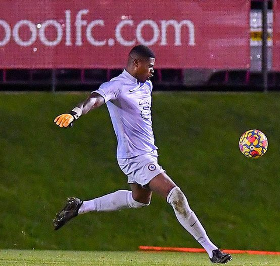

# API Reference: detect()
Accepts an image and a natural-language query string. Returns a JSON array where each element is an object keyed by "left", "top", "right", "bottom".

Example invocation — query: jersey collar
[{"left": 122, "top": 69, "right": 138, "bottom": 84}]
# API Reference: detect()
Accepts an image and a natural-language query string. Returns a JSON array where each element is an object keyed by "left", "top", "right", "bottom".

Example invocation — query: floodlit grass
[
  {"left": 1, "top": 93, "right": 280, "bottom": 251},
  {"left": 1, "top": 250, "right": 280, "bottom": 266}
]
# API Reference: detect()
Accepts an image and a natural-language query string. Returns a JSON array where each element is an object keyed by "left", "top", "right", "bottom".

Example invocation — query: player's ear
[{"left": 133, "top": 58, "right": 139, "bottom": 67}]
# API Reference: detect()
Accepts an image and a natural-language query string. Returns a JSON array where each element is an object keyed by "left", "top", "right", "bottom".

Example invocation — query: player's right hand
[{"left": 54, "top": 114, "right": 74, "bottom": 128}]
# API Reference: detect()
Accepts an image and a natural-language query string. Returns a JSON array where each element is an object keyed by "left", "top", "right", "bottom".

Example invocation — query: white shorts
[{"left": 117, "top": 151, "right": 165, "bottom": 186}]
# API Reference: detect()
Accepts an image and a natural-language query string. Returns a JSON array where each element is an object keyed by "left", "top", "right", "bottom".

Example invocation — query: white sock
[
  {"left": 78, "top": 190, "right": 148, "bottom": 214},
  {"left": 167, "top": 187, "right": 217, "bottom": 257}
]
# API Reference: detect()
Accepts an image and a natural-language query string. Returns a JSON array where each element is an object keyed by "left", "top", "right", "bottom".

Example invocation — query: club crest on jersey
[{"left": 147, "top": 163, "right": 156, "bottom": 171}]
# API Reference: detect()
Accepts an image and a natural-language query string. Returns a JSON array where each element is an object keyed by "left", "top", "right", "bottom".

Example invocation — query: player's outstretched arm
[{"left": 54, "top": 92, "right": 105, "bottom": 128}]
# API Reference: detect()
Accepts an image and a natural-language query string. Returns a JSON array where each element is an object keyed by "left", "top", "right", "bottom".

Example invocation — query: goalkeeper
[{"left": 53, "top": 45, "right": 232, "bottom": 264}]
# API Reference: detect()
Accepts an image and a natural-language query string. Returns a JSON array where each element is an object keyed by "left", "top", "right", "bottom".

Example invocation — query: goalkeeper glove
[{"left": 54, "top": 111, "right": 79, "bottom": 128}]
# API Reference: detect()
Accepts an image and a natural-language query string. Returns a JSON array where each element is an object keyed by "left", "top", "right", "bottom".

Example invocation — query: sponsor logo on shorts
[{"left": 148, "top": 163, "right": 156, "bottom": 171}]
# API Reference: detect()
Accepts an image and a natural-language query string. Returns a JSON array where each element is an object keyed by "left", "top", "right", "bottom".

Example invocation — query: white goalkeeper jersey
[{"left": 94, "top": 69, "right": 158, "bottom": 159}]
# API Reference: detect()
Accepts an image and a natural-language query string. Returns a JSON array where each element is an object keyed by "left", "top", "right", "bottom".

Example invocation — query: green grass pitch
[{"left": 1, "top": 250, "right": 280, "bottom": 266}]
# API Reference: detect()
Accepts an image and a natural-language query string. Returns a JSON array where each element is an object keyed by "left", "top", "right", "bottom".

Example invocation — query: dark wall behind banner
[
  {"left": 273, "top": 0, "right": 280, "bottom": 71},
  {"left": 0, "top": 0, "right": 250, "bottom": 69}
]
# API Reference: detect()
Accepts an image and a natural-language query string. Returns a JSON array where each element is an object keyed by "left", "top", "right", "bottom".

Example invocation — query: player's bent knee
[
  {"left": 166, "top": 186, "right": 192, "bottom": 213},
  {"left": 166, "top": 186, "right": 184, "bottom": 204},
  {"left": 130, "top": 199, "right": 150, "bottom": 208},
  {"left": 127, "top": 191, "right": 150, "bottom": 208}
]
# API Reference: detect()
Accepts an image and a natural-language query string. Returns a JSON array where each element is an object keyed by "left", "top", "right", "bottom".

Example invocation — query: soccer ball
[{"left": 239, "top": 129, "right": 268, "bottom": 158}]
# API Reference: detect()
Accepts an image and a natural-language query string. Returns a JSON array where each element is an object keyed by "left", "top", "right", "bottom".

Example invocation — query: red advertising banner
[
  {"left": 0, "top": 0, "right": 250, "bottom": 69},
  {"left": 273, "top": 1, "right": 280, "bottom": 71}
]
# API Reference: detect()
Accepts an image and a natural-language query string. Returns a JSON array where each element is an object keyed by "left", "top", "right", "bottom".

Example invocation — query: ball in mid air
[{"left": 239, "top": 129, "right": 268, "bottom": 158}]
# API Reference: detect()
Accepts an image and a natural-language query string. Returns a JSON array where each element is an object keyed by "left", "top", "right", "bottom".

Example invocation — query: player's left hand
[{"left": 54, "top": 114, "right": 74, "bottom": 127}]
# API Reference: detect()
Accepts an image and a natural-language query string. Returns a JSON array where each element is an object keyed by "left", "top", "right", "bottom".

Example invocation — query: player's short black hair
[{"left": 129, "top": 45, "right": 155, "bottom": 58}]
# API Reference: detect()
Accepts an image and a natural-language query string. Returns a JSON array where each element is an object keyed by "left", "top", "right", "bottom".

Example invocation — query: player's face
[{"left": 135, "top": 57, "right": 155, "bottom": 83}]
